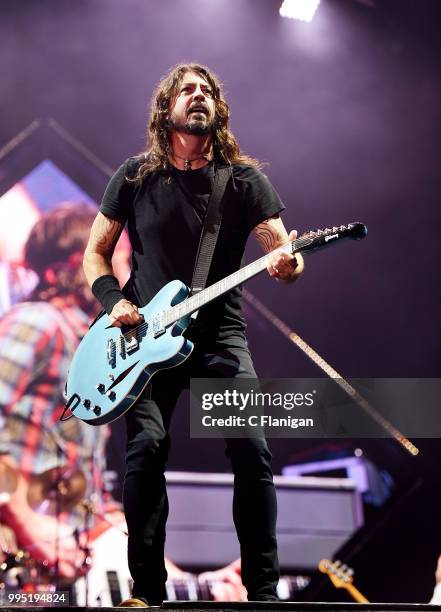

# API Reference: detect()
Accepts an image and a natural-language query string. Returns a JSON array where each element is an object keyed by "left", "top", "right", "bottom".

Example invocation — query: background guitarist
[
  {"left": 84, "top": 62, "right": 304, "bottom": 606},
  {"left": 0, "top": 203, "right": 112, "bottom": 578}
]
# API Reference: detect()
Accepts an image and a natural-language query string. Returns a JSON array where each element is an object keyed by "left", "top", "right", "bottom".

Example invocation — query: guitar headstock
[
  {"left": 318, "top": 558, "right": 355, "bottom": 589},
  {"left": 294, "top": 222, "right": 367, "bottom": 254},
  {"left": 306, "top": 222, "right": 367, "bottom": 242}
]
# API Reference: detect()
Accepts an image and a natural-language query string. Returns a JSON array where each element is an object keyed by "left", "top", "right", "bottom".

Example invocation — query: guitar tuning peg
[
  {"left": 347, "top": 569, "right": 354, "bottom": 577},
  {"left": 340, "top": 564, "right": 348, "bottom": 572},
  {"left": 332, "top": 226, "right": 338, "bottom": 232},
  {"left": 340, "top": 225, "right": 346, "bottom": 231}
]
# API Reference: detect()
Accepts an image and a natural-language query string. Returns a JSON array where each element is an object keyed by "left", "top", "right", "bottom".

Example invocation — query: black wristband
[{"left": 91, "top": 274, "right": 125, "bottom": 315}]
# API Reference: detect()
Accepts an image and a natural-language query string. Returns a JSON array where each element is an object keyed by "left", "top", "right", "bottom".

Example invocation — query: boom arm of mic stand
[{"left": 243, "top": 288, "right": 419, "bottom": 457}]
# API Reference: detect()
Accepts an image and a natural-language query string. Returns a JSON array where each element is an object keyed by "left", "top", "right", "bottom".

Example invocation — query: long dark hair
[{"left": 131, "top": 62, "right": 261, "bottom": 182}]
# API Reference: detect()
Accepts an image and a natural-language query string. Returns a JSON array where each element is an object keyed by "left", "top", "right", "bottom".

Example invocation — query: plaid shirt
[{"left": 0, "top": 299, "right": 109, "bottom": 515}]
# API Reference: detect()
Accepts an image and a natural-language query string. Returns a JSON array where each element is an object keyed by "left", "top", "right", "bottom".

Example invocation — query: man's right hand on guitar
[{"left": 109, "top": 299, "right": 143, "bottom": 327}]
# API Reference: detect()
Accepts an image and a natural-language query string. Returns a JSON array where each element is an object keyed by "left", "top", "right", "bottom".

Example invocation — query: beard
[{"left": 169, "top": 112, "right": 214, "bottom": 136}]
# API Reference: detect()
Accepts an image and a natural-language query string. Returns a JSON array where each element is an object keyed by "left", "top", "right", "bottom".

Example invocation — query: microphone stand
[{"left": 50, "top": 445, "right": 64, "bottom": 590}]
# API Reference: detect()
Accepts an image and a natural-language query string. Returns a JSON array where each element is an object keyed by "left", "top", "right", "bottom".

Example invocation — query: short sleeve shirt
[
  {"left": 0, "top": 300, "right": 109, "bottom": 520},
  {"left": 100, "top": 158, "right": 285, "bottom": 343}
]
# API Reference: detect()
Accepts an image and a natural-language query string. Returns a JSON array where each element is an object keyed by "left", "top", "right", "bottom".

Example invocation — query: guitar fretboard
[{"left": 163, "top": 235, "right": 311, "bottom": 326}]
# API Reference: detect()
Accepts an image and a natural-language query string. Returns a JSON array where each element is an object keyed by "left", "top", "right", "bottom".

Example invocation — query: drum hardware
[
  {"left": 0, "top": 456, "right": 126, "bottom": 598},
  {"left": 25, "top": 457, "right": 87, "bottom": 588},
  {"left": 27, "top": 467, "right": 87, "bottom": 513}
]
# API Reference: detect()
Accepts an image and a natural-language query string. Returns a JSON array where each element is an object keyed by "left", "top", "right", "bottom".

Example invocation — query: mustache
[{"left": 187, "top": 104, "right": 209, "bottom": 116}]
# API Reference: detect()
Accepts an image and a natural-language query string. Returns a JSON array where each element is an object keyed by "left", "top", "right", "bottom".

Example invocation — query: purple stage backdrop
[
  {"left": 1, "top": 0, "right": 440, "bottom": 377},
  {"left": 0, "top": 0, "right": 439, "bottom": 464},
  {"left": 1, "top": 0, "right": 441, "bottom": 600}
]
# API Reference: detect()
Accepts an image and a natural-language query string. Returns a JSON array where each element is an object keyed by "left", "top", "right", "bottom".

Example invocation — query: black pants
[{"left": 123, "top": 340, "right": 279, "bottom": 603}]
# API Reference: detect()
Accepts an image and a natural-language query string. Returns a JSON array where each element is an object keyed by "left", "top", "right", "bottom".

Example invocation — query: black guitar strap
[{"left": 190, "top": 164, "right": 232, "bottom": 296}]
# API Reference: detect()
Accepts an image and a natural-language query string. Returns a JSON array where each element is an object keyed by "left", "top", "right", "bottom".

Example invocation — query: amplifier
[{"left": 164, "top": 472, "right": 363, "bottom": 570}]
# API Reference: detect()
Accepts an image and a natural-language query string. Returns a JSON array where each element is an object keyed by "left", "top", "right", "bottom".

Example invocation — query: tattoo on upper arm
[
  {"left": 89, "top": 214, "right": 124, "bottom": 256},
  {"left": 253, "top": 219, "right": 284, "bottom": 253}
]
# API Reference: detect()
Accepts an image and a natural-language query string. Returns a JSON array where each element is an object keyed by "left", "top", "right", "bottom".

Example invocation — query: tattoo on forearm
[
  {"left": 91, "top": 214, "right": 124, "bottom": 255},
  {"left": 254, "top": 221, "right": 284, "bottom": 253}
]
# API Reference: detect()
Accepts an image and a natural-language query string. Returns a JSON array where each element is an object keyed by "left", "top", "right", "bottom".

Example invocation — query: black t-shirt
[{"left": 100, "top": 157, "right": 285, "bottom": 344}]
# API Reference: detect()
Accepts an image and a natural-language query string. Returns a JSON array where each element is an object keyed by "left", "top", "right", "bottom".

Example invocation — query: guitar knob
[
  {"left": 93, "top": 405, "right": 102, "bottom": 416},
  {"left": 107, "top": 391, "right": 116, "bottom": 401},
  {"left": 82, "top": 399, "right": 91, "bottom": 409},
  {"left": 96, "top": 383, "right": 106, "bottom": 393}
]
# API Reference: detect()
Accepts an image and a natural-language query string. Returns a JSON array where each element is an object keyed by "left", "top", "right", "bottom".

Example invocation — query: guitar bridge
[
  {"left": 124, "top": 333, "right": 138, "bottom": 354},
  {"left": 117, "top": 335, "right": 126, "bottom": 359}
]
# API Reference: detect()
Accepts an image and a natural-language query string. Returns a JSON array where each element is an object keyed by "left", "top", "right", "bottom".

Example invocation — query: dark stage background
[{"left": 1, "top": 0, "right": 441, "bottom": 602}]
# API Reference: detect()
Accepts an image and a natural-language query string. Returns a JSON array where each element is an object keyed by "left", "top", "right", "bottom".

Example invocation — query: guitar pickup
[
  {"left": 107, "top": 339, "right": 116, "bottom": 366},
  {"left": 152, "top": 314, "right": 165, "bottom": 338}
]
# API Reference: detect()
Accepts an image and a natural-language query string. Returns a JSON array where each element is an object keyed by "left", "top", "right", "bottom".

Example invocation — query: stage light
[{"left": 279, "top": 0, "right": 321, "bottom": 22}]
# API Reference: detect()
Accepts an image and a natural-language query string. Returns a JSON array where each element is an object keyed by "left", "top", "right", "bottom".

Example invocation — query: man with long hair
[{"left": 84, "top": 63, "right": 304, "bottom": 606}]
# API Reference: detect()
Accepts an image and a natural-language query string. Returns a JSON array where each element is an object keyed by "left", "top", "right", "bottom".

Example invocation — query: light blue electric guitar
[{"left": 65, "top": 222, "right": 367, "bottom": 425}]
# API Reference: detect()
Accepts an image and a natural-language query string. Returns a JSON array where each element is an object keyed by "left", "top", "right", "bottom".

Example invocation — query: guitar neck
[
  {"left": 163, "top": 222, "right": 366, "bottom": 327},
  {"left": 345, "top": 583, "right": 369, "bottom": 604},
  {"left": 164, "top": 237, "right": 303, "bottom": 326}
]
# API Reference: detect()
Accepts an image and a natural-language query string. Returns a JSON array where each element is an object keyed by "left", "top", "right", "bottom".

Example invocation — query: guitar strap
[{"left": 190, "top": 164, "right": 232, "bottom": 298}]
